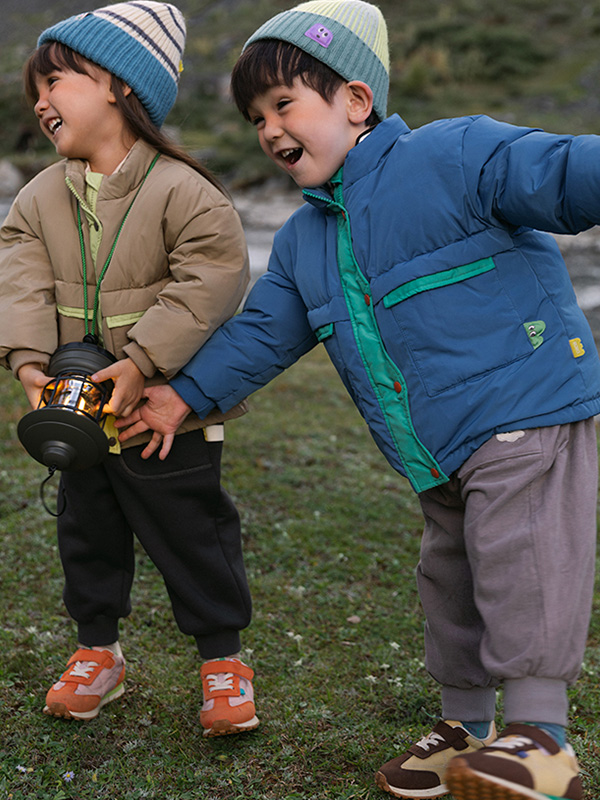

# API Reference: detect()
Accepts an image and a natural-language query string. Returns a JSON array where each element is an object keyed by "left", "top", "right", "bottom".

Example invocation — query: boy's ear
[{"left": 345, "top": 81, "right": 374, "bottom": 124}]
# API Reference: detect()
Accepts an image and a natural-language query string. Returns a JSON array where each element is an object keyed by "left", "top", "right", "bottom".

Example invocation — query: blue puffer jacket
[{"left": 173, "top": 114, "right": 600, "bottom": 492}]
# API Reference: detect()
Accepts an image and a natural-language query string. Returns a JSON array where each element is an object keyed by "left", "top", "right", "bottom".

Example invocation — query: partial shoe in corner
[
  {"left": 200, "top": 657, "right": 259, "bottom": 737},
  {"left": 376, "top": 719, "right": 497, "bottom": 798},
  {"left": 445, "top": 723, "right": 583, "bottom": 800},
  {"left": 44, "top": 647, "right": 125, "bottom": 720}
]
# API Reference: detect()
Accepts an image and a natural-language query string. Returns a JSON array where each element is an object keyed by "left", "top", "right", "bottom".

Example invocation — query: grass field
[{"left": 1, "top": 346, "right": 599, "bottom": 799}]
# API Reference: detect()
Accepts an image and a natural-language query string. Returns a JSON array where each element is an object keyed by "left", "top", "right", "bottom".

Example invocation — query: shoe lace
[
  {"left": 491, "top": 735, "right": 543, "bottom": 756},
  {"left": 69, "top": 660, "right": 100, "bottom": 679},
  {"left": 492, "top": 736, "right": 532, "bottom": 750},
  {"left": 415, "top": 731, "right": 446, "bottom": 752},
  {"left": 205, "top": 672, "right": 234, "bottom": 693}
]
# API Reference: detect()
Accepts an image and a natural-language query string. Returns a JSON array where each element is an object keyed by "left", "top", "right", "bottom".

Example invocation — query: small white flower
[
  {"left": 390, "top": 641, "right": 401, "bottom": 650},
  {"left": 63, "top": 771, "right": 75, "bottom": 783},
  {"left": 365, "top": 675, "right": 378, "bottom": 684}
]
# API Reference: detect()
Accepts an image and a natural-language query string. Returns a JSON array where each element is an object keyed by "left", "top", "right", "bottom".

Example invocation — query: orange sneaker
[
  {"left": 44, "top": 647, "right": 125, "bottom": 720},
  {"left": 200, "top": 657, "right": 259, "bottom": 737}
]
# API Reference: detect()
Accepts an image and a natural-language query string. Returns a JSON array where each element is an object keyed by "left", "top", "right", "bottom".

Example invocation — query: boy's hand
[
  {"left": 115, "top": 386, "right": 192, "bottom": 461},
  {"left": 91, "top": 357, "right": 145, "bottom": 418},
  {"left": 17, "top": 363, "right": 52, "bottom": 410},
  {"left": 115, "top": 385, "right": 191, "bottom": 460}
]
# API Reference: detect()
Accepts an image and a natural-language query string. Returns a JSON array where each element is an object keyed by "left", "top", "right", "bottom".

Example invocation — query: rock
[{"left": 0, "top": 159, "right": 24, "bottom": 197}]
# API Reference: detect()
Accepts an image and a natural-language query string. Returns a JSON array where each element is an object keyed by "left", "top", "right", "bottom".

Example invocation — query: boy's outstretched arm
[
  {"left": 119, "top": 241, "right": 318, "bottom": 458},
  {"left": 115, "top": 385, "right": 191, "bottom": 459}
]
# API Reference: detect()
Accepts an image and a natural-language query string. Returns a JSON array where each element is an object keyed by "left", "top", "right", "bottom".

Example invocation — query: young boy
[{"left": 115, "top": 1, "right": 600, "bottom": 797}]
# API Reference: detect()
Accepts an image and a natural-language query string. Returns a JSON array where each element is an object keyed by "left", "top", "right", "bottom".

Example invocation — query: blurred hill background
[{"left": 2, "top": 0, "right": 600, "bottom": 188}]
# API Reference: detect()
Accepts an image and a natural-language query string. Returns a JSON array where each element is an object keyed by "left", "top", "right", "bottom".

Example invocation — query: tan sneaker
[
  {"left": 44, "top": 647, "right": 125, "bottom": 720},
  {"left": 200, "top": 657, "right": 259, "bottom": 737},
  {"left": 376, "top": 720, "right": 497, "bottom": 798},
  {"left": 445, "top": 723, "right": 583, "bottom": 800}
]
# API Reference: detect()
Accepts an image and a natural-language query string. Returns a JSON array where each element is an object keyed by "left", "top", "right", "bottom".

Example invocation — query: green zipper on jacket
[{"left": 307, "top": 169, "right": 447, "bottom": 492}]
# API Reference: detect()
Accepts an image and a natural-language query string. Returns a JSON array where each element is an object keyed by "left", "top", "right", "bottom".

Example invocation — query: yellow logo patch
[{"left": 569, "top": 338, "right": 585, "bottom": 358}]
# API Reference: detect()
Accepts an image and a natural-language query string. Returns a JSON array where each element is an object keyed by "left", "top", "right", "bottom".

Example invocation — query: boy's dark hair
[
  {"left": 231, "top": 39, "right": 380, "bottom": 128},
  {"left": 24, "top": 43, "right": 228, "bottom": 195}
]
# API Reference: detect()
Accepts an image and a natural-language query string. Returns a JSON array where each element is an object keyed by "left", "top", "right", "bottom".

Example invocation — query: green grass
[{"left": 1, "top": 347, "right": 599, "bottom": 799}]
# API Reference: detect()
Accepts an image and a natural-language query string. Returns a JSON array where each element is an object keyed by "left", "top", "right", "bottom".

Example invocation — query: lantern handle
[{"left": 40, "top": 466, "right": 67, "bottom": 517}]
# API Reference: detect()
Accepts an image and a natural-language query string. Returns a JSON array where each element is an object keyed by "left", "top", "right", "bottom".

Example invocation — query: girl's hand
[
  {"left": 91, "top": 357, "right": 145, "bottom": 418},
  {"left": 17, "top": 363, "right": 52, "bottom": 410},
  {"left": 115, "top": 385, "right": 191, "bottom": 460}
]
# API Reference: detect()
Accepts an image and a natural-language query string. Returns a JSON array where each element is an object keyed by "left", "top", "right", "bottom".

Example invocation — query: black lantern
[{"left": 17, "top": 341, "right": 116, "bottom": 471}]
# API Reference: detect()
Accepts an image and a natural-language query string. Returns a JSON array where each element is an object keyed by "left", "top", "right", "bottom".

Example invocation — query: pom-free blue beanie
[
  {"left": 244, "top": 0, "right": 390, "bottom": 121},
  {"left": 38, "top": 1, "right": 186, "bottom": 127}
]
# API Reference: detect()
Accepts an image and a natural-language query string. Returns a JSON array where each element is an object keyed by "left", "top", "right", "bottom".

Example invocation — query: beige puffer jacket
[{"left": 0, "top": 139, "right": 249, "bottom": 446}]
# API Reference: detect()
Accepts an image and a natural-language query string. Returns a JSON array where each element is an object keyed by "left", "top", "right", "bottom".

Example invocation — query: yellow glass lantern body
[{"left": 17, "top": 342, "right": 116, "bottom": 471}]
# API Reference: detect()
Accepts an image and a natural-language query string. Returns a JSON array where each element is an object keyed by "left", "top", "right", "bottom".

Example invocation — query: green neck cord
[{"left": 77, "top": 152, "right": 160, "bottom": 341}]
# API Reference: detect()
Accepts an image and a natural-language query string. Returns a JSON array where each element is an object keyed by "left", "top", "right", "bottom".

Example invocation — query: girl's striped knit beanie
[
  {"left": 37, "top": 1, "right": 186, "bottom": 127},
  {"left": 244, "top": 0, "right": 390, "bottom": 121}
]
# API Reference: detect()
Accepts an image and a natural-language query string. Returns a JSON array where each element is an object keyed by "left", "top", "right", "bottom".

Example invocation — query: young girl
[{"left": 0, "top": 1, "right": 258, "bottom": 737}]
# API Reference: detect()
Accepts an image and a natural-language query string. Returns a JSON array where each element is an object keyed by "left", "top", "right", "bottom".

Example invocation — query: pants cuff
[
  {"left": 195, "top": 630, "right": 242, "bottom": 660},
  {"left": 442, "top": 686, "right": 497, "bottom": 722},
  {"left": 503, "top": 677, "right": 569, "bottom": 726},
  {"left": 77, "top": 615, "right": 120, "bottom": 647}
]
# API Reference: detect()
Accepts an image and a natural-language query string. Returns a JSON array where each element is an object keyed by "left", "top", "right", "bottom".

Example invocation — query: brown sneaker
[
  {"left": 375, "top": 720, "right": 497, "bottom": 798},
  {"left": 445, "top": 723, "right": 583, "bottom": 800},
  {"left": 44, "top": 647, "right": 125, "bottom": 720}
]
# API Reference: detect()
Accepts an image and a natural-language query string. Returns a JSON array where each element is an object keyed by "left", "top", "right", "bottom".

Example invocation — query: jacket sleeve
[
  {"left": 0, "top": 193, "right": 58, "bottom": 374},
  {"left": 462, "top": 115, "right": 600, "bottom": 234},
  {"left": 123, "top": 174, "right": 251, "bottom": 380},
  {"left": 171, "top": 238, "right": 318, "bottom": 417}
]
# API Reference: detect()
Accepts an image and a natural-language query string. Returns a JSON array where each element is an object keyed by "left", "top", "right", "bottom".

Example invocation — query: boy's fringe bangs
[
  {"left": 231, "top": 40, "right": 343, "bottom": 120},
  {"left": 24, "top": 43, "right": 92, "bottom": 103}
]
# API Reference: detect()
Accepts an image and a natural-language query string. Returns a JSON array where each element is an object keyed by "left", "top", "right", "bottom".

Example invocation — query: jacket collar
[
  {"left": 64, "top": 139, "right": 160, "bottom": 201},
  {"left": 302, "top": 114, "right": 411, "bottom": 208}
]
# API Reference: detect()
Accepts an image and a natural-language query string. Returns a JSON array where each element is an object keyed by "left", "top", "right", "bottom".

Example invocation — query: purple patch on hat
[{"left": 305, "top": 23, "right": 333, "bottom": 48}]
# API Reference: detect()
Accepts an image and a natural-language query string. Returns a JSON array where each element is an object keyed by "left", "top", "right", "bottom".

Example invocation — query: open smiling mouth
[
  {"left": 48, "top": 118, "right": 63, "bottom": 135},
  {"left": 281, "top": 147, "right": 303, "bottom": 165}
]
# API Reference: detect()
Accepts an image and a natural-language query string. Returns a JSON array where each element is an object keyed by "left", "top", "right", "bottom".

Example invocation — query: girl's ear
[
  {"left": 108, "top": 80, "right": 133, "bottom": 104},
  {"left": 345, "top": 81, "right": 374, "bottom": 124}
]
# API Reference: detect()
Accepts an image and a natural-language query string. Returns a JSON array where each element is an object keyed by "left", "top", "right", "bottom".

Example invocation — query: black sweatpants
[{"left": 56, "top": 429, "right": 251, "bottom": 659}]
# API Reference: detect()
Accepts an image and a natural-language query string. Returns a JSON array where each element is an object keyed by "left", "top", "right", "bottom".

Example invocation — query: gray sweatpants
[{"left": 416, "top": 419, "right": 598, "bottom": 726}]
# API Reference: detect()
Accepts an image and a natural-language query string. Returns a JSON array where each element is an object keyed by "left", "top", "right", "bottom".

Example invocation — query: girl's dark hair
[
  {"left": 231, "top": 39, "right": 380, "bottom": 128},
  {"left": 24, "top": 42, "right": 228, "bottom": 196}
]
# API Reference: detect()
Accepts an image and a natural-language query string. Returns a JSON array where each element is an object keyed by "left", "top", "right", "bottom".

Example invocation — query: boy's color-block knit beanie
[
  {"left": 38, "top": 1, "right": 186, "bottom": 127},
  {"left": 244, "top": 0, "right": 389, "bottom": 120}
]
